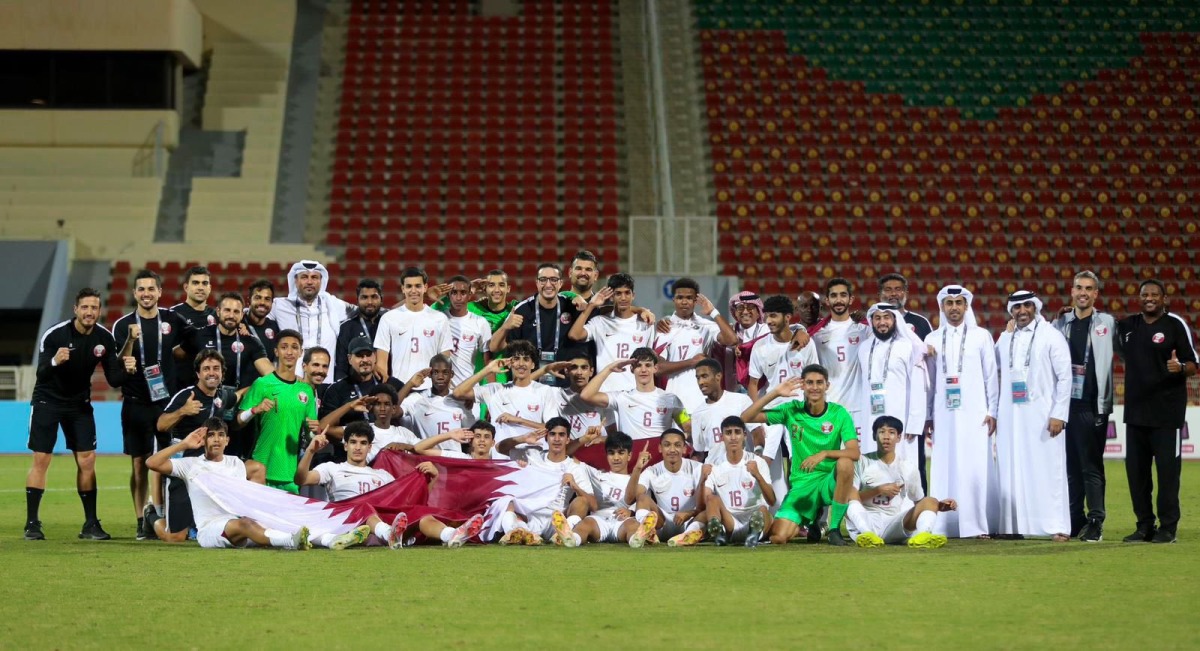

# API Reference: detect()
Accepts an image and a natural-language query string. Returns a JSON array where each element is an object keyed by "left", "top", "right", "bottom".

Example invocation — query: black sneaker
[
  {"left": 706, "top": 518, "right": 727, "bottom": 547},
  {"left": 1122, "top": 528, "right": 1154, "bottom": 543},
  {"left": 1078, "top": 520, "right": 1103, "bottom": 543},
  {"left": 805, "top": 523, "right": 822, "bottom": 544},
  {"left": 1151, "top": 529, "right": 1177, "bottom": 544},
  {"left": 24, "top": 520, "right": 45, "bottom": 540},
  {"left": 141, "top": 504, "right": 160, "bottom": 541},
  {"left": 827, "top": 530, "right": 848, "bottom": 546},
  {"left": 79, "top": 520, "right": 112, "bottom": 541}
]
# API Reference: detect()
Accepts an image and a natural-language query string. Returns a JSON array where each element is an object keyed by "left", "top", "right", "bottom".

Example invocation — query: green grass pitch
[{"left": 1, "top": 455, "right": 1197, "bottom": 649}]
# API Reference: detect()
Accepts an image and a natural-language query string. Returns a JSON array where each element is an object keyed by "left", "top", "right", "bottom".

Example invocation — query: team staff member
[
  {"left": 112, "top": 269, "right": 197, "bottom": 540},
  {"left": 880, "top": 272, "right": 933, "bottom": 492},
  {"left": 1117, "top": 279, "right": 1197, "bottom": 544},
  {"left": 189, "top": 293, "right": 274, "bottom": 396},
  {"left": 334, "top": 279, "right": 386, "bottom": 382},
  {"left": 492, "top": 263, "right": 581, "bottom": 377},
  {"left": 319, "top": 336, "right": 402, "bottom": 457},
  {"left": 24, "top": 288, "right": 133, "bottom": 542},
  {"left": 170, "top": 266, "right": 216, "bottom": 388},
  {"left": 244, "top": 279, "right": 280, "bottom": 363},
  {"left": 1051, "top": 271, "right": 1118, "bottom": 542}
]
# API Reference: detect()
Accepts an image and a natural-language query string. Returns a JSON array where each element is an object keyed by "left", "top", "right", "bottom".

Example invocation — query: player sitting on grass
[
  {"left": 293, "top": 421, "right": 409, "bottom": 550},
  {"left": 625, "top": 428, "right": 709, "bottom": 546},
  {"left": 552, "top": 431, "right": 658, "bottom": 548},
  {"left": 702, "top": 416, "right": 775, "bottom": 547},
  {"left": 494, "top": 417, "right": 596, "bottom": 545},
  {"left": 743, "top": 367, "right": 860, "bottom": 546},
  {"left": 846, "top": 416, "right": 957, "bottom": 549},
  {"left": 146, "top": 419, "right": 310, "bottom": 549},
  {"left": 413, "top": 421, "right": 497, "bottom": 460}
]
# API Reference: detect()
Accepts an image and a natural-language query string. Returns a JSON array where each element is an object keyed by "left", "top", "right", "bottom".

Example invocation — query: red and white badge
[
  {"left": 527, "top": 404, "right": 541, "bottom": 413},
  {"left": 741, "top": 480, "right": 755, "bottom": 490},
  {"left": 92, "top": 345, "right": 106, "bottom": 357},
  {"left": 849, "top": 336, "right": 861, "bottom": 345},
  {"left": 821, "top": 422, "right": 834, "bottom": 434},
  {"left": 214, "top": 397, "right": 223, "bottom": 408},
  {"left": 683, "top": 488, "right": 694, "bottom": 497},
  {"left": 297, "top": 392, "right": 309, "bottom": 404},
  {"left": 160, "top": 322, "right": 172, "bottom": 335},
  {"left": 559, "top": 314, "right": 572, "bottom": 324},
  {"left": 1094, "top": 325, "right": 1108, "bottom": 337},
  {"left": 423, "top": 329, "right": 435, "bottom": 337},
  {"left": 231, "top": 341, "right": 244, "bottom": 353},
  {"left": 1152, "top": 333, "right": 1166, "bottom": 344},
  {"left": 206, "top": 315, "right": 216, "bottom": 326},
  {"left": 265, "top": 328, "right": 275, "bottom": 339}
]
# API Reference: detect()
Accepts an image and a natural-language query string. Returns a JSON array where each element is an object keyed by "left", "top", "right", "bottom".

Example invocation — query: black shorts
[
  {"left": 165, "top": 476, "right": 195, "bottom": 533},
  {"left": 121, "top": 400, "right": 168, "bottom": 457},
  {"left": 28, "top": 401, "right": 96, "bottom": 454}
]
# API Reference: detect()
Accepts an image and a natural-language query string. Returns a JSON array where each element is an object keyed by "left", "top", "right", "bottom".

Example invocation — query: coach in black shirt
[
  {"left": 1117, "top": 279, "right": 1197, "bottom": 544},
  {"left": 24, "top": 288, "right": 132, "bottom": 542},
  {"left": 189, "top": 293, "right": 273, "bottom": 394},
  {"left": 170, "top": 266, "right": 216, "bottom": 388},
  {"left": 320, "top": 336, "right": 401, "bottom": 462},
  {"left": 334, "top": 279, "right": 387, "bottom": 382}
]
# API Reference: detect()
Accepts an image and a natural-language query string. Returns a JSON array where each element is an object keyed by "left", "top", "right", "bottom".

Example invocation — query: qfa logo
[{"left": 821, "top": 422, "right": 833, "bottom": 434}]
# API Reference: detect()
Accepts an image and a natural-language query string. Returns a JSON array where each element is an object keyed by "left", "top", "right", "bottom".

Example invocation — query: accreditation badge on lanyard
[
  {"left": 945, "top": 376, "right": 962, "bottom": 410},
  {"left": 144, "top": 364, "right": 169, "bottom": 402},
  {"left": 870, "top": 383, "right": 886, "bottom": 415},
  {"left": 1070, "top": 322, "right": 1089, "bottom": 400},
  {"left": 1010, "top": 325, "right": 1036, "bottom": 405}
]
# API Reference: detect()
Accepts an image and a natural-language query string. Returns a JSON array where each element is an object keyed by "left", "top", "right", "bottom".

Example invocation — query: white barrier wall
[{"left": 1103, "top": 406, "right": 1199, "bottom": 460}]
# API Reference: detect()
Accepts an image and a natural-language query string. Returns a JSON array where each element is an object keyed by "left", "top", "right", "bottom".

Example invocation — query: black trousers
[
  {"left": 1065, "top": 405, "right": 1108, "bottom": 531},
  {"left": 917, "top": 434, "right": 928, "bottom": 494},
  {"left": 1124, "top": 424, "right": 1182, "bottom": 534}
]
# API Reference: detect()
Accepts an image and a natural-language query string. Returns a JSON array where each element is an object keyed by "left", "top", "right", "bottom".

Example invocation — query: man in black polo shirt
[
  {"left": 244, "top": 279, "right": 280, "bottom": 364},
  {"left": 24, "top": 288, "right": 133, "bottom": 541},
  {"left": 170, "top": 266, "right": 217, "bottom": 389},
  {"left": 334, "top": 279, "right": 386, "bottom": 382},
  {"left": 191, "top": 293, "right": 273, "bottom": 395},
  {"left": 490, "top": 263, "right": 577, "bottom": 378},
  {"left": 319, "top": 337, "right": 402, "bottom": 454},
  {"left": 1117, "top": 279, "right": 1197, "bottom": 544},
  {"left": 111, "top": 269, "right": 197, "bottom": 539}
]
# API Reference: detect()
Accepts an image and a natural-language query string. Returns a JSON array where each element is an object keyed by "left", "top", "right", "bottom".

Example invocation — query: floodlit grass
[{"left": 1, "top": 455, "right": 1197, "bottom": 649}]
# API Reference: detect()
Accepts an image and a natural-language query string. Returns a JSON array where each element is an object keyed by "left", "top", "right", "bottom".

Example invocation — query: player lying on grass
[
  {"left": 625, "top": 428, "right": 709, "bottom": 546},
  {"left": 494, "top": 417, "right": 596, "bottom": 545},
  {"left": 413, "top": 420, "right": 498, "bottom": 460},
  {"left": 146, "top": 419, "right": 311, "bottom": 549},
  {"left": 845, "top": 415, "right": 957, "bottom": 549},
  {"left": 294, "top": 421, "right": 413, "bottom": 549},
  {"left": 551, "top": 431, "right": 659, "bottom": 548},
  {"left": 702, "top": 417, "right": 775, "bottom": 547}
]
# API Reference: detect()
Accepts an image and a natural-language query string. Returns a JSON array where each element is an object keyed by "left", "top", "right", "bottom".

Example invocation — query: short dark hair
[
  {"left": 194, "top": 349, "right": 225, "bottom": 373},
  {"left": 631, "top": 347, "right": 658, "bottom": 364},
  {"left": 184, "top": 266, "right": 210, "bottom": 285},
  {"left": 302, "top": 346, "right": 330, "bottom": 364},
  {"left": 357, "top": 279, "right": 381, "bottom": 295},
  {"left": 545, "top": 416, "right": 571, "bottom": 433},
  {"left": 720, "top": 415, "right": 747, "bottom": 432},
  {"left": 202, "top": 417, "right": 228, "bottom": 435},
  {"left": 74, "top": 287, "right": 102, "bottom": 305},
  {"left": 762, "top": 294, "right": 794, "bottom": 315},
  {"left": 400, "top": 267, "right": 428, "bottom": 284},
  {"left": 607, "top": 273, "right": 635, "bottom": 291},
  {"left": 343, "top": 421, "right": 374, "bottom": 444},
  {"left": 878, "top": 273, "right": 907, "bottom": 289},
  {"left": 1138, "top": 279, "right": 1166, "bottom": 295},
  {"left": 275, "top": 329, "right": 303, "bottom": 347},
  {"left": 825, "top": 277, "right": 853, "bottom": 295},
  {"left": 872, "top": 415, "right": 904, "bottom": 442},
  {"left": 485, "top": 269, "right": 507, "bottom": 279},
  {"left": 429, "top": 353, "right": 453, "bottom": 367},
  {"left": 571, "top": 250, "right": 598, "bottom": 266},
  {"left": 447, "top": 275, "right": 471, "bottom": 286},
  {"left": 471, "top": 421, "right": 496, "bottom": 437},
  {"left": 506, "top": 340, "right": 538, "bottom": 362},
  {"left": 133, "top": 269, "right": 162, "bottom": 288},
  {"left": 801, "top": 363, "right": 829, "bottom": 380},
  {"left": 660, "top": 428, "right": 686, "bottom": 442},
  {"left": 695, "top": 358, "right": 723, "bottom": 375},
  {"left": 537, "top": 262, "right": 561, "bottom": 275},
  {"left": 369, "top": 384, "right": 399, "bottom": 404},
  {"left": 605, "top": 431, "right": 633, "bottom": 453},
  {"left": 217, "top": 291, "right": 244, "bottom": 307},
  {"left": 672, "top": 277, "right": 700, "bottom": 295},
  {"left": 248, "top": 279, "right": 275, "bottom": 298}
]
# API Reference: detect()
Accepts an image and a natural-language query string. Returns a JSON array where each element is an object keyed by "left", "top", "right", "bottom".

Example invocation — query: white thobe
[
  {"left": 994, "top": 321, "right": 1073, "bottom": 538},
  {"left": 855, "top": 335, "right": 928, "bottom": 456},
  {"left": 925, "top": 324, "right": 1000, "bottom": 538}
]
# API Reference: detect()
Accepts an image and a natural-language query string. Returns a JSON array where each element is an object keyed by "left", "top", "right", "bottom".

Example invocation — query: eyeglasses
[{"left": 536, "top": 277, "right": 561, "bottom": 284}]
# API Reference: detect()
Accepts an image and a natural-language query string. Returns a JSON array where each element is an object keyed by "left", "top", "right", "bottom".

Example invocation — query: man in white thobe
[
  {"left": 994, "top": 290, "right": 1073, "bottom": 541},
  {"left": 924, "top": 285, "right": 1000, "bottom": 539},
  {"left": 855, "top": 303, "right": 928, "bottom": 457},
  {"left": 269, "top": 260, "right": 351, "bottom": 384}
]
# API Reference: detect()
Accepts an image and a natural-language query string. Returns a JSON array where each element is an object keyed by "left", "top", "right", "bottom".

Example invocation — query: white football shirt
[
  {"left": 555, "top": 388, "right": 615, "bottom": 439},
  {"left": 584, "top": 314, "right": 656, "bottom": 392},
  {"left": 854, "top": 452, "right": 924, "bottom": 517},
  {"left": 474, "top": 381, "right": 561, "bottom": 448},
  {"left": 400, "top": 392, "right": 471, "bottom": 451},
  {"left": 811, "top": 319, "right": 870, "bottom": 410},
  {"left": 656, "top": 313, "right": 720, "bottom": 411},
  {"left": 704, "top": 451, "right": 770, "bottom": 515},
  {"left": 508, "top": 446, "right": 593, "bottom": 512},
  {"left": 316, "top": 462, "right": 396, "bottom": 501},
  {"left": 373, "top": 305, "right": 450, "bottom": 388},
  {"left": 446, "top": 312, "right": 492, "bottom": 385},
  {"left": 588, "top": 468, "right": 632, "bottom": 517},
  {"left": 609, "top": 388, "right": 685, "bottom": 440},
  {"left": 367, "top": 424, "right": 420, "bottom": 463},
  {"left": 687, "top": 390, "right": 753, "bottom": 453},
  {"left": 638, "top": 459, "right": 704, "bottom": 514},
  {"left": 170, "top": 456, "right": 246, "bottom": 529},
  {"left": 748, "top": 335, "right": 819, "bottom": 408}
]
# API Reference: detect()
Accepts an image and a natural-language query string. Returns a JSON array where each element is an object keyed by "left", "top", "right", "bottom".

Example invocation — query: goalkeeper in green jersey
[{"left": 239, "top": 329, "right": 318, "bottom": 494}]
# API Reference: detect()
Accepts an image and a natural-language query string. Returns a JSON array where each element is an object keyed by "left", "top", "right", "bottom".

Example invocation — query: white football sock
[
  {"left": 571, "top": 533, "right": 582, "bottom": 546},
  {"left": 634, "top": 509, "right": 650, "bottom": 524},
  {"left": 567, "top": 515, "right": 582, "bottom": 528},
  {"left": 439, "top": 527, "right": 456, "bottom": 542},
  {"left": 265, "top": 528, "right": 295, "bottom": 549},
  {"left": 845, "top": 500, "right": 868, "bottom": 534},
  {"left": 684, "top": 521, "right": 702, "bottom": 534},
  {"left": 315, "top": 532, "right": 338, "bottom": 547},
  {"left": 374, "top": 522, "right": 392, "bottom": 540},
  {"left": 916, "top": 510, "right": 937, "bottom": 534}
]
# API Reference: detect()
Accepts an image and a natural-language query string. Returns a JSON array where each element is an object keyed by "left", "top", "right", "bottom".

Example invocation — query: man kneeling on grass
[
  {"left": 846, "top": 416, "right": 957, "bottom": 549},
  {"left": 146, "top": 419, "right": 311, "bottom": 549}
]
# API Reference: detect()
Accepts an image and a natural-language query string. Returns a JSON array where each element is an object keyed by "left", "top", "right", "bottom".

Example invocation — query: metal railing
[
  {"left": 629, "top": 215, "right": 718, "bottom": 275},
  {"left": 131, "top": 120, "right": 166, "bottom": 177}
]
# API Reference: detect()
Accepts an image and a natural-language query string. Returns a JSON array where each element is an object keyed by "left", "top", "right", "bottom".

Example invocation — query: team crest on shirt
[
  {"left": 231, "top": 341, "right": 244, "bottom": 353},
  {"left": 1152, "top": 333, "right": 1166, "bottom": 344},
  {"left": 849, "top": 336, "right": 861, "bottom": 345},
  {"left": 692, "top": 337, "right": 703, "bottom": 346},
  {"left": 741, "top": 479, "right": 755, "bottom": 490},
  {"left": 298, "top": 392, "right": 310, "bottom": 404},
  {"left": 683, "top": 488, "right": 694, "bottom": 497},
  {"left": 206, "top": 315, "right": 216, "bottom": 326},
  {"left": 656, "top": 407, "right": 668, "bottom": 414},
  {"left": 560, "top": 314, "right": 572, "bottom": 324},
  {"left": 789, "top": 359, "right": 804, "bottom": 369},
  {"left": 463, "top": 334, "right": 475, "bottom": 342},
  {"left": 214, "top": 397, "right": 223, "bottom": 408},
  {"left": 91, "top": 345, "right": 105, "bottom": 357},
  {"left": 423, "top": 329, "right": 435, "bottom": 337},
  {"left": 265, "top": 328, "right": 275, "bottom": 339},
  {"left": 527, "top": 404, "right": 541, "bottom": 413},
  {"left": 633, "top": 335, "right": 644, "bottom": 344},
  {"left": 160, "top": 322, "right": 172, "bottom": 335},
  {"left": 1094, "top": 326, "right": 1108, "bottom": 337},
  {"left": 452, "top": 412, "right": 463, "bottom": 421},
  {"left": 821, "top": 422, "right": 833, "bottom": 434}
]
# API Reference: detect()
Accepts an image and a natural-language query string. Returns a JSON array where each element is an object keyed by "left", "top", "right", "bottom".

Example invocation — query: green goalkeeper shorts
[{"left": 775, "top": 470, "right": 837, "bottom": 526}]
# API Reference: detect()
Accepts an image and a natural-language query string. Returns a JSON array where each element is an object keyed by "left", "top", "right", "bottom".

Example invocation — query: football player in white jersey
[
  {"left": 580, "top": 347, "right": 686, "bottom": 441},
  {"left": 702, "top": 416, "right": 775, "bottom": 547},
  {"left": 543, "top": 352, "right": 616, "bottom": 440},
  {"left": 452, "top": 341, "right": 560, "bottom": 453},
  {"left": 365, "top": 385, "right": 420, "bottom": 462},
  {"left": 687, "top": 359, "right": 758, "bottom": 462},
  {"left": 494, "top": 418, "right": 596, "bottom": 545},
  {"left": 373, "top": 267, "right": 453, "bottom": 389},
  {"left": 567, "top": 273, "right": 657, "bottom": 392},
  {"left": 652, "top": 278, "right": 738, "bottom": 412},
  {"left": 413, "top": 421, "right": 497, "bottom": 460},
  {"left": 845, "top": 416, "right": 956, "bottom": 549},
  {"left": 397, "top": 355, "right": 472, "bottom": 452},
  {"left": 443, "top": 275, "right": 493, "bottom": 385},
  {"left": 293, "top": 421, "right": 413, "bottom": 550},
  {"left": 626, "top": 428, "right": 708, "bottom": 546},
  {"left": 552, "top": 431, "right": 658, "bottom": 548},
  {"left": 803, "top": 277, "right": 870, "bottom": 437}
]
